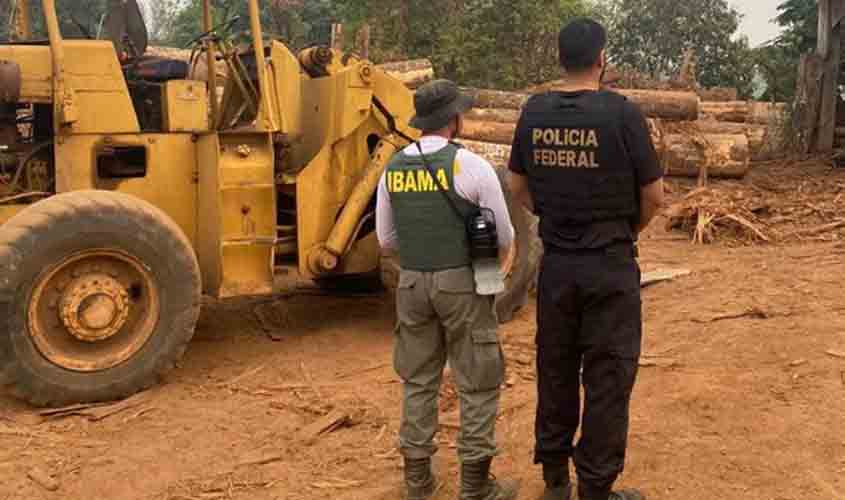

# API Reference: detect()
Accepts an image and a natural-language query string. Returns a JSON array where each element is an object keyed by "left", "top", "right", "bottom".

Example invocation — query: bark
[
  {"left": 663, "top": 134, "right": 750, "bottom": 179},
  {"left": 816, "top": 0, "right": 842, "bottom": 151},
  {"left": 464, "top": 87, "right": 699, "bottom": 121}
]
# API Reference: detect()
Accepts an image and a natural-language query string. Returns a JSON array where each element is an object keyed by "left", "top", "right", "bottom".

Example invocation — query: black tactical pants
[{"left": 534, "top": 242, "right": 642, "bottom": 499}]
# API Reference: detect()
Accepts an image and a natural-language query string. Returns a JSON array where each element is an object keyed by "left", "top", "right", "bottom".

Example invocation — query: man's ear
[{"left": 598, "top": 49, "right": 607, "bottom": 70}]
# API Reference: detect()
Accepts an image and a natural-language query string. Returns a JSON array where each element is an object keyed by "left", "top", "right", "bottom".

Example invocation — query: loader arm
[{"left": 289, "top": 49, "right": 420, "bottom": 280}]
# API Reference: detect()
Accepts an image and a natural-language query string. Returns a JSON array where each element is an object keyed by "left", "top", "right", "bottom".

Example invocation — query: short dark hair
[{"left": 558, "top": 18, "right": 607, "bottom": 72}]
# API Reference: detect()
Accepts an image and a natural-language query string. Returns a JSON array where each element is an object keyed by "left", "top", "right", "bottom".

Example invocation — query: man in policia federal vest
[
  {"left": 508, "top": 19, "right": 665, "bottom": 500},
  {"left": 376, "top": 80, "right": 520, "bottom": 500}
]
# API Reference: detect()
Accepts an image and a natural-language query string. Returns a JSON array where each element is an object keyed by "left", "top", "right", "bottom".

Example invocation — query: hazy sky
[{"left": 732, "top": 0, "right": 784, "bottom": 47}]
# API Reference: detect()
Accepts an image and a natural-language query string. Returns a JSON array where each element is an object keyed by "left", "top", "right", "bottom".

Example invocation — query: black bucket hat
[{"left": 409, "top": 79, "right": 475, "bottom": 131}]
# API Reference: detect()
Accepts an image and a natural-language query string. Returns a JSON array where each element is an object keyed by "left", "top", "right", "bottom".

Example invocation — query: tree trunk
[
  {"left": 463, "top": 87, "right": 699, "bottom": 121},
  {"left": 816, "top": 0, "right": 842, "bottom": 152},
  {"left": 663, "top": 134, "right": 750, "bottom": 179},
  {"left": 793, "top": 53, "right": 825, "bottom": 153}
]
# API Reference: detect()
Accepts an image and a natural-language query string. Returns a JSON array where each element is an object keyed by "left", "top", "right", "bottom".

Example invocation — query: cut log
[
  {"left": 618, "top": 90, "right": 700, "bottom": 121},
  {"left": 697, "top": 87, "right": 739, "bottom": 102},
  {"left": 378, "top": 59, "right": 434, "bottom": 88},
  {"left": 461, "top": 119, "right": 665, "bottom": 154},
  {"left": 459, "top": 120, "right": 516, "bottom": 144},
  {"left": 463, "top": 87, "right": 699, "bottom": 121},
  {"left": 685, "top": 120, "right": 767, "bottom": 158},
  {"left": 463, "top": 88, "right": 530, "bottom": 110},
  {"left": 747, "top": 101, "right": 787, "bottom": 125},
  {"left": 464, "top": 108, "right": 522, "bottom": 124},
  {"left": 377, "top": 59, "right": 433, "bottom": 73},
  {"left": 700, "top": 101, "right": 750, "bottom": 123},
  {"left": 663, "top": 133, "right": 750, "bottom": 179},
  {"left": 460, "top": 140, "right": 513, "bottom": 166}
]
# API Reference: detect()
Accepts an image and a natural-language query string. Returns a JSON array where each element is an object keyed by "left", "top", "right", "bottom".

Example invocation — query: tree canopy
[
  {"left": 755, "top": 0, "right": 817, "bottom": 102},
  {"left": 0, "top": 0, "right": 786, "bottom": 100},
  {"left": 597, "top": 0, "right": 757, "bottom": 98}
]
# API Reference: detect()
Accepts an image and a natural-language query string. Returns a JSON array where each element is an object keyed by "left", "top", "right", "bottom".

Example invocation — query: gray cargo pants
[{"left": 394, "top": 266, "right": 505, "bottom": 464}]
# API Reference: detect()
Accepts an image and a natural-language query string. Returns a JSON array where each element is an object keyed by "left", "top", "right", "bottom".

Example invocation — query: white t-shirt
[{"left": 376, "top": 136, "right": 515, "bottom": 251}]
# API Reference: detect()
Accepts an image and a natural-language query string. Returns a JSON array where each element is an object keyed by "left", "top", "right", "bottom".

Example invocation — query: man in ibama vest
[
  {"left": 508, "top": 18, "right": 665, "bottom": 500},
  {"left": 376, "top": 79, "right": 519, "bottom": 500}
]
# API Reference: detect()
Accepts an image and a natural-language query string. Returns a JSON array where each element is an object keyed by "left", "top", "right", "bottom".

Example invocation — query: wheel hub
[{"left": 59, "top": 273, "right": 130, "bottom": 343}]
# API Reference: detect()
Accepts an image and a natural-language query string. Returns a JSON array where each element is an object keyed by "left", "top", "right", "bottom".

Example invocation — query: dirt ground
[{"left": 2, "top": 160, "right": 845, "bottom": 500}]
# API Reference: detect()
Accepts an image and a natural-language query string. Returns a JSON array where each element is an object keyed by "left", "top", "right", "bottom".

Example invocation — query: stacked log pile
[{"left": 456, "top": 84, "right": 787, "bottom": 179}]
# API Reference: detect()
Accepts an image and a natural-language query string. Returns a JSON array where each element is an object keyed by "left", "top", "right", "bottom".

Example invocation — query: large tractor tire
[
  {"left": 379, "top": 167, "right": 541, "bottom": 324},
  {"left": 493, "top": 165, "right": 542, "bottom": 323},
  {"left": 0, "top": 190, "right": 201, "bottom": 407}
]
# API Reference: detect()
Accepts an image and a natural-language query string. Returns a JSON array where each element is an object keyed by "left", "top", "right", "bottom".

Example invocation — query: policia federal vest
[
  {"left": 515, "top": 91, "right": 638, "bottom": 228},
  {"left": 386, "top": 143, "right": 477, "bottom": 271}
]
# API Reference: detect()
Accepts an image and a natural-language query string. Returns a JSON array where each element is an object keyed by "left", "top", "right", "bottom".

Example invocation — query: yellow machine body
[{"left": 0, "top": 0, "right": 419, "bottom": 299}]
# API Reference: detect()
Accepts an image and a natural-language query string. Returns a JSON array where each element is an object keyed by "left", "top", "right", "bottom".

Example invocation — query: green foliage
[
  {"left": 0, "top": 0, "right": 110, "bottom": 40},
  {"left": 600, "top": 0, "right": 757, "bottom": 98},
  {"left": 333, "top": 0, "right": 590, "bottom": 90},
  {"left": 755, "top": 0, "right": 817, "bottom": 102}
]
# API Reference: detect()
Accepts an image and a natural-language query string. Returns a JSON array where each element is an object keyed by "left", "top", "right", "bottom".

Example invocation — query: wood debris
[
  {"left": 311, "top": 478, "right": 365, "bottom": 490},
  {"left": 235, "top": 452, "right": 284, "bottom": 468},
  {"left": 691, "top": 307, "right": 770, "bottom": 323},
  {"left": 639, "top": 358, "right": 680, "bottom": 368},
  {"left": 27, "top": 466, "right": 59, "bottom": 491},
  {"left": 297, "top": 410, "right": 351, "bottom": 444},
  {"left": 38, "top": 393, "right": 149, "bottom": 422},
  {"left": 665, "top": 187, "right": 773, "bottom": 245},
  {"left": 641, "top": 269, "right": 692, "bottom": 288}
]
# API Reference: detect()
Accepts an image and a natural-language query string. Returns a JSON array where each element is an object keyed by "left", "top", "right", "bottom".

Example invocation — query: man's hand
[
  {"left": 508, "top": 172, "right": 534, "bottom": 213},
  {"left": 636, "top": 178, "right": 664, "bottom": 235}
]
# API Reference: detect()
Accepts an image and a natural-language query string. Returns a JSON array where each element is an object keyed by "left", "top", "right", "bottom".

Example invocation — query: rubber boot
[
  {"left": 459, "top": 459, "right": 521, "bottom": 500},
  {"left": 539, "top": 463, "right": 572, "bottom": 500},
  {"left": 404, "top": 457, "right": 438, "bottom": 500}
]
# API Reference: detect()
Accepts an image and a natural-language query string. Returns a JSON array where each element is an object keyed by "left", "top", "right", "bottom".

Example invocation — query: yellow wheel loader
[{"left": 0, "top": 0, "right": 540, "bottom": 407}]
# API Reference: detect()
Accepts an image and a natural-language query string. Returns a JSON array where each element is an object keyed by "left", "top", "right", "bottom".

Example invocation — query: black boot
[
  {"left": 459, "top": 459, "right": 521, "bottom": 500},
  {"left": 404, "top": 457, "right": 438, "bottom": 500},
  {"left": 608, "top": 490, "right": 645, "bottom": 500},
  {"left": 539, "top": 463, "right": 571, "bottom": 500},
  {"left": 579, "top": 483, "right": 645, "bottom": 500}
]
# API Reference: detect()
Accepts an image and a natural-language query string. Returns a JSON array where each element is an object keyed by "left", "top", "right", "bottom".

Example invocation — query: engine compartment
[{"left": 0, "top": 58, "right": 54, "bottom": 204}]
